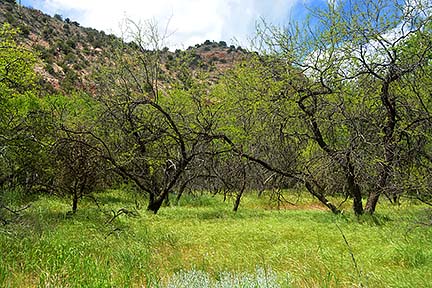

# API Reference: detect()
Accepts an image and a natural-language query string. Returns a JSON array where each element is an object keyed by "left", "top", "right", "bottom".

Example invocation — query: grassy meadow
[{"left": 1, "top": 189, "right": 431, "bottom": 287}]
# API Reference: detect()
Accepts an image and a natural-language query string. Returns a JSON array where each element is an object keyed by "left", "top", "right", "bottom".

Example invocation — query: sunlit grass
[{"left": 1, "top": 190, "right": 431, "bottom": 287}]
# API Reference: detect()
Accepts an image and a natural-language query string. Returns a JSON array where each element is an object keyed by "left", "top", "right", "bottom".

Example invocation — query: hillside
[{"left": 0, "top": 1, "right": 246, "bottom": 93}]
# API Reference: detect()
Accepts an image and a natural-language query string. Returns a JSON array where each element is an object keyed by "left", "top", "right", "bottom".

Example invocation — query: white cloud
[{"left": 23, "top": 0, "right": 301, "bottom": 49}]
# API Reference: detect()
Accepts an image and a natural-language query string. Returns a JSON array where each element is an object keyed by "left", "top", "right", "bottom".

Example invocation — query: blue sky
[{"left": 20, "top": 0, "right": 329, "bottom": 49}]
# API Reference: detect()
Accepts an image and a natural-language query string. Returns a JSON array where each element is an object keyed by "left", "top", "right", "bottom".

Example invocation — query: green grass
[{"left": 1, "top": 190, "right": 431, "bottom": 287}]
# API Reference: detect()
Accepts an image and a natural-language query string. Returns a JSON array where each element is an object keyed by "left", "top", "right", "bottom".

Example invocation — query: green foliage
[{"left": 0, "top": 23, "right": 47, "bottom": 196}]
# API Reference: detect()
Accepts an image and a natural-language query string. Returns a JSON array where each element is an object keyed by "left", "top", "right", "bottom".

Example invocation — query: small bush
[{"left": 166, "top": 267, "right": 285, "bottom": 288}]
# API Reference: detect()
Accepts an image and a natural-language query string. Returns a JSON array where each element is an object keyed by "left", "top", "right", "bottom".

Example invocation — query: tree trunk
[
  {"left": 233, "top": 192, "right": 242, "bottom": 212},
  {"left": 365, "top": 80, "right": 396, "bottom": 214},
  {"left": 164, "top": 192, "right": 170, "bottom": 206},
  {"left": 176, "top": 179, "right": 190, "bottom": 202},
  {"left": 233, "top": 184, "right": 246, "bottom": 212},
  {"left": 233, "top": 163, "right": 247, "bottom": 212},
  {"left": 147, "top": 196, "right": 164, "bottom": 214},
  {"left": 148, "top": 159, "right": 190, "bottom": 214},
  {"left": 365, "top": 152, "right": 394, "bottom": 213},
  {"left": 305, "top": 181, "right": 340, "bottom": 214},
  {"left": 72, "top": 192, "right": 78, "bottom": 213},
  {"left": 299, "top": 100, "right": 363, "bottom": 215},
  {"left": 147, "top": 185, "right": 171, "bottom": 214},
  {"left": 347, "top": 161, "right": 363, "bottom": 215}
]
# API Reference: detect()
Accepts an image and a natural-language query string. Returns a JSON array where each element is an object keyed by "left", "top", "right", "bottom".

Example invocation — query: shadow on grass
[
  {"left": 13, "top": 205, "right": 112, "bottom": 233},
  {"left": 334, "top": 212, "right": 393, "bottom": 226},
  {"left": 94, "top": 194, "right": 133, "bottom": 205}
]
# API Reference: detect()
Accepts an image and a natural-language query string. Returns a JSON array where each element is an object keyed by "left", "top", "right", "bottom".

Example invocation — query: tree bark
[
  {"left": 233, "top": 164, "right": 247, "bottom": 212},
  {"left": 176, "top": 180, "right": 188, "bottom": 202},
  {"left": 347, "top": 159, "right": 363, "bottom": 215},
  {"left": 305, "top": 181, "right": 340, "bottom": 214},
  {"left": 72, "top": 192, "right": 78, "bottom": 213},
  {"left": 365, "top": 80, "right": 396, "bottom": 214},
  {"left": 298, "top": 96, "right": 363, "bottom": 214},
  {"left": 147, "top": 196, "right": 164, "bottom": 214}
]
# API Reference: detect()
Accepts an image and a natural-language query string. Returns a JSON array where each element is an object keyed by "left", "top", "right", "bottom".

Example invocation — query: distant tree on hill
[{"left": 54, "top": 14, "right": 62, "bottom": 21}]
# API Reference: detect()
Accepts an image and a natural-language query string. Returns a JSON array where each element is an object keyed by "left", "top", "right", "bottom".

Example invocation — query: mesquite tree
[
  {"left": 52, "top": 130, "right": 106, "bottom": 213},
  {"left": 95, "top": 20, "right": 221, "bottom": 213},
  {"left": 215, "top": 0, "right": 432, "bottom": 215},
  {"left": 253, "top": 0, "right": 432, "bottom": 214}
]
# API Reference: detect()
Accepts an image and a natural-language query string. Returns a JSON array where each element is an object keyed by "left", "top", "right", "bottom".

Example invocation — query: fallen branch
[
  {"left": 0, "top": 203, "right": 31, "bottom": 225},
  {"left": 105, "top": 227, "right": 122, "bottom": 239},
  {"left": 1, "top": 204, "right": 31, "bottom": 215},
  {"left": 106, "top": 208, "right": 139, "bottom": 224}
]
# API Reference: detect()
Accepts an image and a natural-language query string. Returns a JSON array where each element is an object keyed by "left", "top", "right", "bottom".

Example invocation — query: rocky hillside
[{"left": 0, "top": 1, "right": 246, "bottom": 94}]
